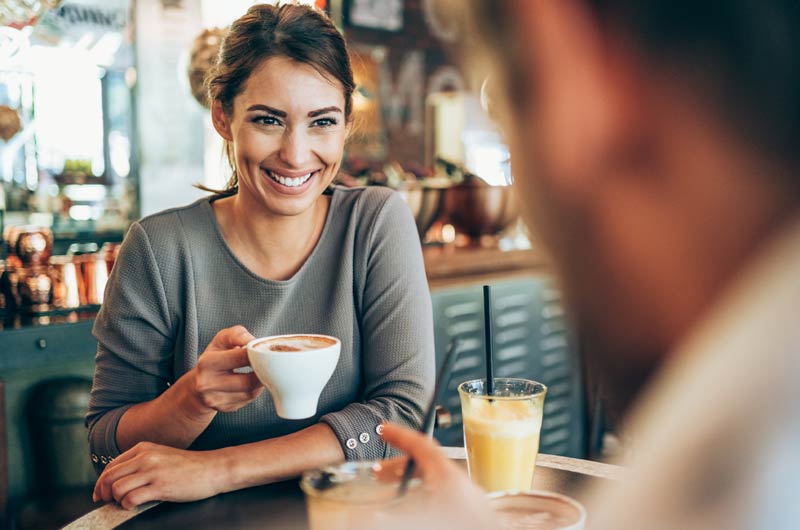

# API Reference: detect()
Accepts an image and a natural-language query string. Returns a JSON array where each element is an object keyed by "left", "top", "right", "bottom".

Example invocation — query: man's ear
[{"left": 211, "top": 99, "right": 234, "bottom": 142}]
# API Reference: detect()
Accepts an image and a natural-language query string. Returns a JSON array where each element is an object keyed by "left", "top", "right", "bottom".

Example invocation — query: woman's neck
[{"left": 214, "top": 191, "right": 330, "bottom": 281}]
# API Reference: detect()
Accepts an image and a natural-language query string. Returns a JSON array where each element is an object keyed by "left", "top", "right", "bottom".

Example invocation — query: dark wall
[{"left": 342, "top": 0, "right": 463, "bottom": 167}]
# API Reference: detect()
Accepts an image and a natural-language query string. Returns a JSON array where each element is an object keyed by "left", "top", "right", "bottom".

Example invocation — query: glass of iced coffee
[
  {"left": 301, "top": 461, "right": 421, "bottom": 530},
  {"left": 458, "top": 378, "right": 547, "bottom": 493}
]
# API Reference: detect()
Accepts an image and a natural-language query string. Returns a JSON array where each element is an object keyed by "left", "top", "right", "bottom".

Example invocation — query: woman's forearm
[
  {"left": 116, "top": 369, "right": 216, "bottom": 452},
  {"left": 215, "top": 423, "right": 345, "bottom": 492}
]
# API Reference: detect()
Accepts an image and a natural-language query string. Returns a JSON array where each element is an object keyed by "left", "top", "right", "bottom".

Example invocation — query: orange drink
[{"left": 459, "top": 378, "right": 546, "bottom": 492}]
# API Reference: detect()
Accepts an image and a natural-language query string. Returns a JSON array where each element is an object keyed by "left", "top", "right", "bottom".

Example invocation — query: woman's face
[{"left": 213, "top": 55, "right": 349, "bottom": 217}]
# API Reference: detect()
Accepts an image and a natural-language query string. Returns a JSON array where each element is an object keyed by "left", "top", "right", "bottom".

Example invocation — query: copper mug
[
  {"left": 1, "top": 260, "right": 20, "bottom": 310},
  {"left": 10, "top": 226, "right": 53, "bottom": 266},
  {"left": 100, "top": 242, "right": 121, "bottom": 274},
  {"left": 17, "top": 266, "right": 53, "bottom": 313},
  {"left": 75, "top": 253, "right": 109, "bottom": 306},
  {"left": 3, "top": 226, "right": 21, "bottom": 269},
  {"left": 50, "top": 256, "right": 82, "bottom": 309},
  {"left": 0, "top": 261, "right": 7, "bottom": 313}
]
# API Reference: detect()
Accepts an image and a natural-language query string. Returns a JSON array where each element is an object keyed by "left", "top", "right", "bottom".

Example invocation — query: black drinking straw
[
  {"left": 483, "top": 285, "right": 495, "bottom": 397},
  {"left": 397, "top": 339, "right": 460, "bottom": 496}
]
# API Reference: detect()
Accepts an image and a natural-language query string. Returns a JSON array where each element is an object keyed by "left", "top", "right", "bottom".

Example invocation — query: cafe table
[{"left": 63, "top": 448, "right": 622, "bottom": 530}]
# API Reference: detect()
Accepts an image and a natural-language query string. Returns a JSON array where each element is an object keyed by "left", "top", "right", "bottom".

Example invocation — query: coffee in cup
[
  {"left": 247, "top": 334, "right": 340, "bottom": 420},
  {"left": 487, "top": 491, "right": 586, "bottom": 530},
  {"left": 254, "top": 335, "right": 338, "bottom": 353}
]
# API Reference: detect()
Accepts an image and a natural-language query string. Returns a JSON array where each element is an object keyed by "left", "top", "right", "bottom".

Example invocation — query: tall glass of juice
[{"left": 458, "top": 378, "right": 547, "bottom": 493}]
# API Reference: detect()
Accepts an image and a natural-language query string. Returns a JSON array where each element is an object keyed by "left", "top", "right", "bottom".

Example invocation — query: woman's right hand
[
  {"left": 183, "top": 325, "right": 264, "bottom": 416},
  {"left": 115, "top": 326, "right": 264, "bottom": 452}
]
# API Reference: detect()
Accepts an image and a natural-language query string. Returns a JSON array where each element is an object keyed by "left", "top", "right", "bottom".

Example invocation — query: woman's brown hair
[{"left": 203, "top": 3, "right": 355, "bottom": 195}]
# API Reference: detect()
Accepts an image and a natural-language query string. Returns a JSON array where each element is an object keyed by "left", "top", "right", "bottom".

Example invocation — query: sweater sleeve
[
  {"left": 85, "top": 221, "right": 175, "bottom": 473},
  {"left": 320, "top": 191, "right": 436, "bottom": 459}
]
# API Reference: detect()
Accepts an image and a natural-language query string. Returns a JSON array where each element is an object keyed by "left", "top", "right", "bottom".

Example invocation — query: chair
[{"left": 16, "top": 378, "right": 98, "bottom": 530}]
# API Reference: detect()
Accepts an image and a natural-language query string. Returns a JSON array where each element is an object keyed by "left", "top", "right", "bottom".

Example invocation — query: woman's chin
[{"left": 261, "top": 186, "right": 329, "bottom": 217}]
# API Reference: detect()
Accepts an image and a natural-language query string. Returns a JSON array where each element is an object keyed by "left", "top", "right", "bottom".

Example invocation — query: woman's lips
[{"left": 262, "top": 168, "right": 319, "bottom": 194}]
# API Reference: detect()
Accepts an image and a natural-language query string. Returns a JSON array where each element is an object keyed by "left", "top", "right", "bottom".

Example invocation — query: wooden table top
[{"left": 64, "top": 450, "right": 620, "bottom": 530}]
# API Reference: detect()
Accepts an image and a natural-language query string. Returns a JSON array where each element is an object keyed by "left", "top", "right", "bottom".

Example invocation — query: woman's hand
[
  {"left": 380, "top": 423, "right": 494, "bottom": 530},
  {"left": 115, "top": 325, "right": 264, "bottom": 452},
  {"left": 93, "top": 442, "right": 229, "bottom": 509},
  {"left": 183, "top": 325, "right": 264, "bottom": 417}
]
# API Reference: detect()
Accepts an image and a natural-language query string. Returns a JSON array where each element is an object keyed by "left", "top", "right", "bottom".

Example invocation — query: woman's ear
[{"left": 211, "top": 99, "right": 234, "bottom": 142}]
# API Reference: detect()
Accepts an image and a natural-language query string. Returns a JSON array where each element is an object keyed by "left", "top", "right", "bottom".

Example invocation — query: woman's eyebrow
[
  {"left": 308, "top": 106, "right": 342, "bottom": 117},
  {"left": 246, "top": 104, "right": 287, "bottom": 117}
]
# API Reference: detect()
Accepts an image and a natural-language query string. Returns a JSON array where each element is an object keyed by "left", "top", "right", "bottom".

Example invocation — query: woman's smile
[{"left": 261, "top": 167, "right": 320, "bottom": 195}]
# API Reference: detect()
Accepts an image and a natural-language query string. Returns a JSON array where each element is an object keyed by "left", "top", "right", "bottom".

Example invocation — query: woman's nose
[{"left": 278, "top": 129, "right": 312, "bottom": 168}]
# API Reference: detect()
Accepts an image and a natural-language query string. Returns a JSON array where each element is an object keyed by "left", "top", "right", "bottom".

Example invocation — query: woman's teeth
[{"left": 267, "top": 170, "right": 313, "bottom": 188}]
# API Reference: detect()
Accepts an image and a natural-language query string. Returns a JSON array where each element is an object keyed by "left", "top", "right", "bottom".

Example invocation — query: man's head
[{"left": 465, "top": 1, "right": 800, "bottom": 416}]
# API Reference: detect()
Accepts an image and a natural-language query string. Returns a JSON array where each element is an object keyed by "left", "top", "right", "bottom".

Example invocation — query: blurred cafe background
[{"left": 0, "top": 1, "right": 592, "bottom": 528}]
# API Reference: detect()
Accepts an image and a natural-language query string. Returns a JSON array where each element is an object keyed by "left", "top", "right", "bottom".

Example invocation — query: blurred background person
[{"left": 383, "top": 1, "right": 800, "bottom": 528}]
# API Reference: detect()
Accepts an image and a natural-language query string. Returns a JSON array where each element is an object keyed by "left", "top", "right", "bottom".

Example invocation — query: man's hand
[{"left": 380, "top": 423, "right": 494, "bottom": 530}]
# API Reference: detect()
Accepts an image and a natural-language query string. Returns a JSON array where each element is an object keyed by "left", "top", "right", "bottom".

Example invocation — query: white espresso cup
[{"left": 246, "top": 334, "right": 341, "bottom": 420}]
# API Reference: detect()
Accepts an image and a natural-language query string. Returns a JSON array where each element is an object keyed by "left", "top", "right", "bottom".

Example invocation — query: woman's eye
[
  {"left": 312, "top": 117, "right": 337, "bottom": 128},
  {"left": 253, "top": 116, "right": 281, "bottom": 126}
]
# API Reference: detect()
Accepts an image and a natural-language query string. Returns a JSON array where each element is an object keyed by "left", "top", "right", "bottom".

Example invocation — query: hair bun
[{"left": 188, "top": 26, "right": 228, "bottom": 108}]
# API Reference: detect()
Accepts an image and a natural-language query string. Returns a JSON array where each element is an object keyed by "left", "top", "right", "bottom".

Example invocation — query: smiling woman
[{"left": 85, "top": 3, "right": 434, "bottom": 510}]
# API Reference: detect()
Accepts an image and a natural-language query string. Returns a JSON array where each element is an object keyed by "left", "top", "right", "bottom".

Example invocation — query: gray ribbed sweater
[{"left": 86, "top": 186, "right": 435, "bottom": 470}]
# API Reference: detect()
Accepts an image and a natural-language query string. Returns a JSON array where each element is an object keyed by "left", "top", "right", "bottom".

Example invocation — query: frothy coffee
[
  {"left": 489, "top": 493, "right": 585, "bottom": 530},
  {"left": 254, "top": 335, "right": 337, "bottom": 353},
  {"left": 246, "top": 333, "right": 340, "bottom": 419}
]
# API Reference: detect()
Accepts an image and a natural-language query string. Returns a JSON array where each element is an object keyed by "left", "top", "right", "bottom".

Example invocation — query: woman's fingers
[
  {"left": 193, "top": 348, "right": 264, "bottom": 411},
  {"left": 209, "top": 325, "right": 255, "bottom": 350},
  {"left": 190, "top": 326, "right": 265, "bottom": 412},
  {"left": 232, "top": 372, "right": 263, "bottom": 391},
  {"left": 119, "top": 485, "right": 159, "bottom": 510},
  {"left": 95, "top": 456, "right": 140, "bottom": 502},
  {"left": 101, "top": 445, "right": 220, "bottom": 508},
  {"left": 199, "top": 346, "right": 251, "bottom": 371},
  {"left": 197, "top": 371, "right": 261, "bottom": 393},
  {"left": 94, "top": 441, "right": 160, "bottom": 501},
  {"left": 94, "top": 444, "right": 161, "bottom": 508},
  {"left": 213, "top": 390, "right": 265, "bottom": 412},
  {"left": 110, "top": 472, "right": 152, "bottom": 505}
]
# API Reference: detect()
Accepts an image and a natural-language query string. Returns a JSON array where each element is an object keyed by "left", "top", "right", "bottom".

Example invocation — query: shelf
[{"left": 424, "top": 246, "right": 553, "bottom": 288}]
